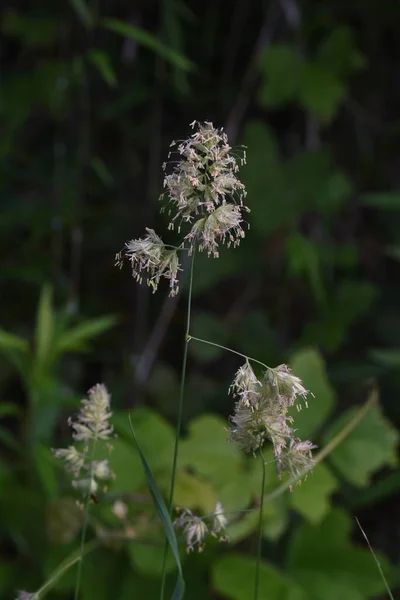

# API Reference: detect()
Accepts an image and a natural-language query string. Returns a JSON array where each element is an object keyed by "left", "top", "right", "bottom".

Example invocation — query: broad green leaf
[
  {"left": 128, "top": 540, "right": 177, "bottom": 577},
  {"left": 289, "top": 348, "right": 335, "bottom": 438},
  {"left": 189, "top": 312, "right": 228, "bottom": 362},
  {"left": 324, "top": 403, "right": 399, "bottom": 486},
  {"left": 179, "top": 414, "right": 244, "bottom": 485},
  {"left": 107, "top": 438, "right": 145, "bottom": 493},
  {"left": 361, "top": 192, "right": 400, "bottom": 210},
  {"left": 287, "top": 509, "right": 394, "bottom": 600},
  {"left": 103, "top": 19, "right": 193, "bottom": 72},
  {"left": 129, "top": 417, "right": 185, "bottom": 600},
  {"left": 213, "top": 554, "right": 309, "bottom": 600},
  {"left": 174, "top": 471, "right": 218, "bottom": 513},
  {"left": 114, "top": 407, "right": 175, "bottom": 472},
  {"left": 46, "top": 497, "right": 83, "bottom": 544},
  {"left": 318, "top": 27, "right": 366, "bottom": 75},
  {"left": 298, "top": 64, "right": 346, "bottom": 123},
  {"left": 88, "top": 50, "right": 117, "bottom": 87},
  {"left": 54, "top": 315, "right": 117, "bottom": 355},
  {"left": 34, "top": 284, "right": 54, "bottom": 368},
  {"left": 258, "top": 44, "right": 302, "bottom": 107},
  {"left": 289, "top": 463, "right": 338, "bottom": 523},
  {"left": 68, "top": 0, "right": 93, "bottom": 29}
]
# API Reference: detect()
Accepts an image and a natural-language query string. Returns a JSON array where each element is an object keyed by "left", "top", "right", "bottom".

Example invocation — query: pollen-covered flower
[
  {"left": 211, "top": 502, "right": 229, "bottom": 540},
  {"left": 162, "top": 121, "right": 247, "bottom": 228},
  {"left": 228, "top": 362, "right": 316, "bottom": 478},
  {"left": 229, "top": 361, "right": 262, "bottom": 407},
  {"left": 185, "top": 203, "right": 248, "bottom": 257},
  {"left": 276, "top": 438, "right": 317, "bottom": 480},
  {"left": 53, "top": 383, "right": 114, "bottom": 499},
  {"left": 174, "top": 508, "right": 208, "bottom": 552},
  {"left": 116, "top": 228, "right": 181, "bottom": 296},
  {"left": 174, "top": 502, "right": 229, "bottom": 552},
  {"left": 70, "top": 384, "right": 113, "bottom": 443},
  {"left": 265, "top": 364, "right": 310, "bottom": 410},
  {"left": 52, "top": 445, "right": 85, "bottom": 477}
]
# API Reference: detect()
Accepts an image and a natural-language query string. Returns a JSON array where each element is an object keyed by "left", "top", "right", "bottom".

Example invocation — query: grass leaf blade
[{"left": 129, "top": 415, "right": 185, "bottom": 600}]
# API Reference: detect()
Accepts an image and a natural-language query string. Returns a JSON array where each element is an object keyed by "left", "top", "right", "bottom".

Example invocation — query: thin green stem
[
  {"left": 355, "top": 517, "right": 395, "bottom": 600},
  {"left": 74, "top": 440, "right": 98, "bottom": 600},
  {"left": 188, "top": 335, "right": 272, "bottom": 372},
  {"left": 254, "top": 449, "right": 266, "bottom": 600},
  {"left": 160, "top": 249, "right": 196, "bottom": 600}
]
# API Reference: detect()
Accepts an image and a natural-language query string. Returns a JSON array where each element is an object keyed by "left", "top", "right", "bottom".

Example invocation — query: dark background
[{"left": 2, "top": 1, "right": 400, "bottom": 599}]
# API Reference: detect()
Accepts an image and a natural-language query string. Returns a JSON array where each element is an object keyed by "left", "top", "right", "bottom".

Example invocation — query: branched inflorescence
[
  {"left": 228, "top": 361, "right": 316, "bottom": 480},
  {"left": 52, "top": 383, "right": 114, "bottom": 496},
  {"left": 173, "top": 502, "right": 229, "bottom": 553},
  {"left": 116, "top": 121, "right": 249, "bottom": 295}
]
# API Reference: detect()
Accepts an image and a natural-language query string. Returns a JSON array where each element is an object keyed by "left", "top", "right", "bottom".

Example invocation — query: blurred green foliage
[{"left": 1, "top": 1, "right": 400, "bottom": 599}]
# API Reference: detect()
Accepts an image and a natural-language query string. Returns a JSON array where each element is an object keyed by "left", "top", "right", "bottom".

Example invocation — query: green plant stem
[
  {"left": 254, "top": 449, "right": 266, "bottom": 600},
  {"left": 188, "top": 335, "right": 272, "bottom": 371},
  {"left": 36, "top": 540, "right": 98, "bottom": 599},
  {"left": 160, "top": 250, "right": 196, "bottom": 600},
  {"left": 74, "top": 440, "right": 98, "bottom": 600},
  {"left": 355, "top": 517, "right": 395, "bottom": 600}
]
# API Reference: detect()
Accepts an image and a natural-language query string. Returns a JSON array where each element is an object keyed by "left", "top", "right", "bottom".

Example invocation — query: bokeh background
[{"left": 2, "top": 1, "right": 400, "bottom": 599}]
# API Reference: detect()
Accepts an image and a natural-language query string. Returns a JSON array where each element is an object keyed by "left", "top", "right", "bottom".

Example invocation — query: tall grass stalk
[{"left": 159, "top": 249, "right": 195, "bottom": 600}]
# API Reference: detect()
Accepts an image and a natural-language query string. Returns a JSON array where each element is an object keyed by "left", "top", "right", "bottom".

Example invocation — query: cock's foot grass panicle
[{"left": 19, "top": 122, "right": 365, "bottom": 600}]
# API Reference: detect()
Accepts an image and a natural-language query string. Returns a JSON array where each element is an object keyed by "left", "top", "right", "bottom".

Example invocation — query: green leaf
[
  {"left": 179, "top": 415, "right": 244, "bottom": 486},
  {"left": 129, "top": 416, "right": 185, "bottom": 600},
  {"left": 289, "top": 463, "right": 338, "bottom": 523},
  {"left": 173, "top": 471, "right": 217, "bottom": 514},
  {"left": 34, "top": 284, "right": 54, "bottom": 368},
  {"left": 361, "top": 192, "right": 400, "bottom": 210},
  {"left": 318, "top": 27, "right": 366, "bottom": 75},
  {"left": 116, "top": 407, "right": 175, "bottom": 472},
  {"left": 324, "top": 403, "right": 399, "bottom": 486},
  {"left": 289, "top": 348, "right": 335, "bottom": 438},
  {"left": 128, "top": 541, "right": 177, "bottom": 577},
  {"left": 0, "top": 328, "right": 29, "bottom": 353},
  {"left": 258, "top": 44, "right": 302, "bottom": 107},
  {"left": 298, "top": 64, "right": 346, "bottom": 123},
  {"left": 106, "top": 438, "right": 145, "bottom": 493},
  {"left": 287, "top": 509, "right": 394, "bottom": 600},
  {"left": 87, "top": 50, "right": 117, "bottom": 87},
  {"left": 68, "top": 0, "right": 93, "bottom": 29},
  {"left": 54, "top": 315, "right": 117, "bottom": 355},
  {"left": 103, "top": 19, "right": 193, "bottom": 72},
  {"left": 2, "top": 11, "right": 58, "bottom": 47},
  {"left": 212, "top": 554, "right": 308, "bottom": 600}
]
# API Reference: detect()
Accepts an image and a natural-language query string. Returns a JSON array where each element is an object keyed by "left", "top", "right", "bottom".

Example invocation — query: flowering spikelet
[
  {"left": 53, "top": 384, "right": 114, "bottom": 497},
  {"left": 163, "top": 121, "right": 247, "bottom": 225},
  {"left": 174, "top": 502, "right": 229, "bottom": 552},
  {"left": 228, "top": 362, "right": 316, "bottom": 480},
  {"left": 117, "top": 121, "right": 248, "bottom": 295},
  {"left": 115, "top": 228, "right": 180, "bottom": 296}
]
